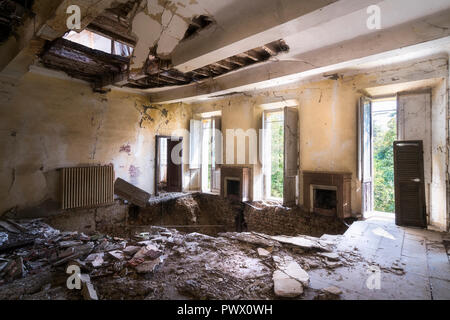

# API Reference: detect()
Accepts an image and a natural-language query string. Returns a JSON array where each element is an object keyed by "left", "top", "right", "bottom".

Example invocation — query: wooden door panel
[
  {"left": 394, "top": 140, "right": 426, "bottom": 227},
  {"left": 166, "top": 139, "right": 183, "bottom": 192}
]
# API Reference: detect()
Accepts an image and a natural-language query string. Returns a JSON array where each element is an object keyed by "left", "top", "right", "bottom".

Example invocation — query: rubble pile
[{"left": 0, "top": 219, "right": 362, "bottom": 300}]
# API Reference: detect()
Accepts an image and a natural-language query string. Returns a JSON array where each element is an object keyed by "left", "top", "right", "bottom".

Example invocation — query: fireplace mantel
[{"left": 303, "top": 171, "right": 352, "bottom": 219}]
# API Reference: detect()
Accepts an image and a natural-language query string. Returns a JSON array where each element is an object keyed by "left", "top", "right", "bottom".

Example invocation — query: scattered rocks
[
  {"left": 318, "top": 252, "right": 340, "bottom": 261},
  {"left": 0, "top": 217, "right": 356, "bottom": 301},
  {"left": 271, "top": 235, "right": 333, "bottom": 252},
  {"left": 315, "top": 286, "right": 343, "bottom": 300},
  {"left": 219, "top": 232, "right": 280, "bottom": 248},
  {"left": 257, "top": 248, "right": 271, "bottom": 257},
  {"left": 273, "top": 270, "right": 303, "bottom": 297},
  {"left": 323, "top": 286, "right": 342, "bottom": 296}
]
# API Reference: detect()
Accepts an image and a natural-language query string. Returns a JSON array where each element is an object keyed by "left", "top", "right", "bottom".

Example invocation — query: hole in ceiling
[
  {"left": 63, "top": 29, "right": 133, "bottom": 57},
  {"left": 183, "top": 15, "right": 214, "bottom": 40},
  {"left": 0, "top": 0, "right": 34, "bottom": 43}
]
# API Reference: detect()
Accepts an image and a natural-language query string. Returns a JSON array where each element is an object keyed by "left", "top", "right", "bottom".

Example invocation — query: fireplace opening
[
  {"left": 227, "top": 179, "right": 240, "bottom": 197},
  {"left": 313, "top": 188, "right": 337, "bottom": 216}
]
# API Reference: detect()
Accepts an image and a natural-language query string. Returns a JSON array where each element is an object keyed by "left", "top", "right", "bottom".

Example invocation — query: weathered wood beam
[
  {"left": 191, "top": 69, "right": 210, "bottom": 77},
  {"left": 213, "top": 61, "right": 232, "bottom": 71},
  {"left": 262, "top": 45, "right": 277, "bottom": 56},
  {"left": 239, "top": 51, "right": 260, "bottom": 61},
  {"left": 160, "top": 71, "right": 189, "bottom": 83}
]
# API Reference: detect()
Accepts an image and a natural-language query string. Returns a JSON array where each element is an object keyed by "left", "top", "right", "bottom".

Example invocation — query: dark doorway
[
  {"left": 155, "top": 136, "right": 183, "bottom": 195},
  {"left": 394, "top": 140, "right": 427, "bottom": 227}
]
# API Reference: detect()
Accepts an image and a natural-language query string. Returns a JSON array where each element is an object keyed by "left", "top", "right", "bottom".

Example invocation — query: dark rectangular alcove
[
  {"left": 314, "top": 188, "right": 337, "bottom": 216},
  {"left": 227, "top": 180, "right": 240, "bottom": 197}
]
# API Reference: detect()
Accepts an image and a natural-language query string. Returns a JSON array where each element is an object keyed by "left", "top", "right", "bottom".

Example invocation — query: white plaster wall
[{"left": 431, "top": 79, "right": 448, "bottom": 230}]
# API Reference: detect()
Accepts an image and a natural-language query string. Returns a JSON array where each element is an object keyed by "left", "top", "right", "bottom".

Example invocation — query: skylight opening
[{"left": 63, "top": 30, "right": 133, "bottom": 57}]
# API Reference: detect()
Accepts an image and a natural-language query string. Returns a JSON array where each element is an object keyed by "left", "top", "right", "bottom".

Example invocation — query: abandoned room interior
[{"left": 0, "top": 0, "right": 449, "bottom": 303}]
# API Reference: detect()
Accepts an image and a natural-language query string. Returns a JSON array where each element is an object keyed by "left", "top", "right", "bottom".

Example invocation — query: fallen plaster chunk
[
  {"left": 257, "top": 248, "right": 271, "bottom": 257},
  {"left": 80, "top": 274, "right": 98, "bottom": 300},
  {"left": 123, "top": 246, "right": 141, "bottom": 256},
  {"left": 280, "top": 261, "right": 310, "bottom": 287},
  {"left": 0, "top": 232, "right": 8, "bottom": 246},
  {"left": 273, "top": 270, "right": 303, "bottom": 298},
  {"left": 271, "top": 235, "right": 332, "bottom": 252},
  {"left": 85, "top": 253, "right": 105, "bottom": 268},
  {"left": 0, "top": 221, "right": 20, "bottom": 233},
  {"left": 133, "top": 244, "right": 162, "bottom": 260},
  {"left": 59, "top": 240, "right": 83, "bottom": 248},
  {"left": 134, "top": 258, "right": 161, "bottom": 274},
  {"left": 318, "top": 252, "right": 340, "bottom": 261},
  {"left": 108, "top": 250, "right": 126, "bottom": 261},
  {"left": 219, "top": 232, "right": 279, "bottom": 248},
  {"left": 322, "top": 286, "right": 342, "bottom": 296}
]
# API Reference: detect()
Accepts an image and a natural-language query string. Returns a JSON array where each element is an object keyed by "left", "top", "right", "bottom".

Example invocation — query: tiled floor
[{"left": 307, "top": 214, "right": 450, "bottom": 300}]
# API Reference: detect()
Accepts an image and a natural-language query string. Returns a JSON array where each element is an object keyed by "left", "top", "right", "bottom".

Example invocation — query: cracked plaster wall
[
  {"left": 190, "top": 62, "right": 450, "bottom": 221},
  {"left": 0, "top": 72, "right": 192, "bottom": 215}
]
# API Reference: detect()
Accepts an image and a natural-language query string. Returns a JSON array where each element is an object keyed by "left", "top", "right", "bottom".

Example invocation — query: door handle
[{"left": 412, "top": 178, "right": 421, "bottom": 182}]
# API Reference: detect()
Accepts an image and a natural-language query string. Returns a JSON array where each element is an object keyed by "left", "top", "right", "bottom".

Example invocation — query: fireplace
[
  {"left": 303, "top": 171, "right": 352, "bottom": 219},
  {"left": 311, "top": 185, "right": 337, "bottom": 217},
  {"left": 225, "top": 178, "right": 241, "bottom": 199},
  {"left": 221, "top": 166, "right": 251, "bottom": 202}
]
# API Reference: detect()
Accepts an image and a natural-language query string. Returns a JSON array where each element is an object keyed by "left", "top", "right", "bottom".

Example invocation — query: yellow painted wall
[
  {"left": 191, "top": 78, "right": 363, "bottom": 213},
  {"left": 0, "top": 72, "right": 191, "bottom": 214}
]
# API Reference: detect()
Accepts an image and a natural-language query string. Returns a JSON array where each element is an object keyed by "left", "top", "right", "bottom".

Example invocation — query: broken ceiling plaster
[{"left": 130, "top": 0, "right": 207, "bottom": 72}]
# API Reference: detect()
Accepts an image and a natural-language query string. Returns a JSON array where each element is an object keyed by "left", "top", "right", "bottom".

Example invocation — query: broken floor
[{"left": 0, "top": 215, "right": 448, "bottom": 300}]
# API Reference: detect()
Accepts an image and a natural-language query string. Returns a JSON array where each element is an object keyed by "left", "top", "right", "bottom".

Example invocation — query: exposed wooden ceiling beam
[
  {"left": 239, "top": 51, "right": 260, "bottom": 61},
  {"left": 262, "top": 45, "right": 276, "bottom": 56}
]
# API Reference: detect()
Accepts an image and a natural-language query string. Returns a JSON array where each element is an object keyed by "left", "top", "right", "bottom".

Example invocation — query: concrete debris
[
  {"left": 271, "top": 235, "right": 333, "bottom": 252},
  {"left": 134, "top": 258, "right": 162, "bottom": 274},
  {"left": 123, "top": 246, "right": 140, "bottom": 256},
  {"left": 315, "top": 286, "right": 343, "bottom": 300},
  {"left": 80, "top": 274, "right": 98, "bottom": 300},
  {"left": 219, "top": 232, "right": 280, "bottom": 247},
  {"left": 0, "top": 218, "right": 356, "bottom": 300},
  {"left": 133, "top": 244, "right": 162, "bottom": 260},
  {"left": 108, "top": 250, "right": 126, "bottom": 261},
  {"left": 322, "top": 286, "right": 342, "bottom": 296},
  {"left": 318, "top": 252, "right": 340, "bottom": 261},
  {"left": 86, "top": 253, "right": 105, "bottom": 268},
  {"left": 273, "top": 255, "right": 310, "bottom": 286},
  {"left": 0, "top": 221, "right": 20, "bottom": 233},
  {"left": 273, "top": 270, "right": 303, "bottom": 297},
  {"left": 0, "top": 232, "right": 8, "bottom": 246},
  {"left": 59, "top": 240, "right": 83, "bottom": 248},
  {"left": 257, "top": 248, "right": 271, "bottom": 257}
]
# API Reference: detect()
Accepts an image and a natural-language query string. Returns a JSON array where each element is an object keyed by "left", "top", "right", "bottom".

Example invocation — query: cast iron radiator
[{"left": 61, "top": 165, "right": 114, "bottom": 210}]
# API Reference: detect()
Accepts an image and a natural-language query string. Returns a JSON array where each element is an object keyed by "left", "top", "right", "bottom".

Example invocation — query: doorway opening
[
  {"left": 155, "top": 136, "right": 183, "bottom": 195},
  {"left": 263, "top": 110, "right": 284, "bottom": 200},
  {"left": 372, "top": 98, "right": 397, "bottom": 215}
]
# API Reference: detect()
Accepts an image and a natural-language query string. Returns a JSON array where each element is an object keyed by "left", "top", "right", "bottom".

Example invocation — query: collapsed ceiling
[
  {"left": 4, "top": 0, "right": 289, "bottom": 91},
  {"left": 0, "top": 0, "right": 34, "bottom": 43}
]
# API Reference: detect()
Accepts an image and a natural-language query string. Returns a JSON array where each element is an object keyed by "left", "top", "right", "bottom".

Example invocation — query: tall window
[{"left": 263, "top": 110, "right": 284, "bottom": 199}]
